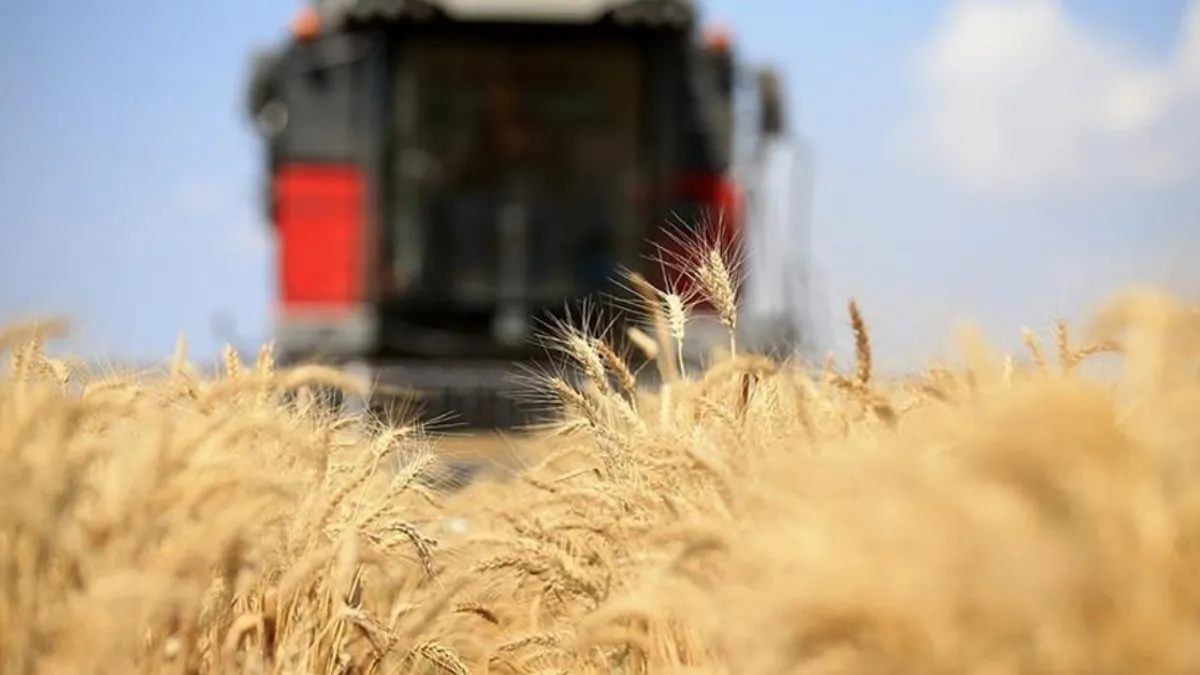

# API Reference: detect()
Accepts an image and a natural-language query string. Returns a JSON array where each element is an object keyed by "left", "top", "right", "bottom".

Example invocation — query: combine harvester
[{"left": 244, "top": 0, "right": 814, "bottom": 429}]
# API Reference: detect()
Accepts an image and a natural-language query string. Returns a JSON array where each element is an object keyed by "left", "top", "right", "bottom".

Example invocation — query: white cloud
[
  {"left": 171, "top": 178, "right": 226, "bottom": 221},
  {"left": 149, "top": 177, "right": 271, "bottom": 258},
  {"left": 910, "top": 0, "right": 1200, "bottom": 196},
  {"left": 228, "top": 211, "right": 272, "bottom": 258}
]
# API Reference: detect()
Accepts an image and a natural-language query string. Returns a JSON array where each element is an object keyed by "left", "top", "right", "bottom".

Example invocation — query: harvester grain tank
[{"left": 244, "top": 0, "right": 812, "bottom": 427}]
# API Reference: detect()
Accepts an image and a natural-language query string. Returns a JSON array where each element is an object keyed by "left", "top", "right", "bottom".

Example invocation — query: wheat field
[{"left": 4, "top": 241, "right": 1200, "bottom": 675}]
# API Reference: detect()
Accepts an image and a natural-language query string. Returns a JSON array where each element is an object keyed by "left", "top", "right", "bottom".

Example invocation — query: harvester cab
[{"left": 245, "top": 0, "right": 809, "bottom": 427}]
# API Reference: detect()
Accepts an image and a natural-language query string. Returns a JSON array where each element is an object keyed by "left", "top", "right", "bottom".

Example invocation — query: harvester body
[{"left": 246, "top": 0, "right": 811, "bottom": 427}]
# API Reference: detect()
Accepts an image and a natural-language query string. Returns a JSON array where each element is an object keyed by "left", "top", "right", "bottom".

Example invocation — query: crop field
[{"left": 4, "top": 244, "right": 1200, "bottom": 674}]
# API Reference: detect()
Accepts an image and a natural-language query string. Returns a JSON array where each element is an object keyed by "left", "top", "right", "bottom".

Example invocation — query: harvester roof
[{"left": 314, "top": 0, "right": 695, "bottom": 28}]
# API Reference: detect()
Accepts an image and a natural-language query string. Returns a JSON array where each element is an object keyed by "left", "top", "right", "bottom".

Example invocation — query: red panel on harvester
[{"left": 273, "top": 163, "right": 363, "bottom": 306}]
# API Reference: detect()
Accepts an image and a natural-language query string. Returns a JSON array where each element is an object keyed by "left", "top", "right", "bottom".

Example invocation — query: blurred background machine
[{"left": 244, "top": 0, "right": 814, "bottom": 428}]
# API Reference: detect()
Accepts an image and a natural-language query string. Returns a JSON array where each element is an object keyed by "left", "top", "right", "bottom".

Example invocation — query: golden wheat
[{"left": 4, "top": 239, "right": 1200, "bottom": 674}]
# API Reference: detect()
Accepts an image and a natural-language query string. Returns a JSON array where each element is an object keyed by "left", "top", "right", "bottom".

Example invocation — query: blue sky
[{"left": 2, "top": 0, "right": 1198, "bottom": 371}]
